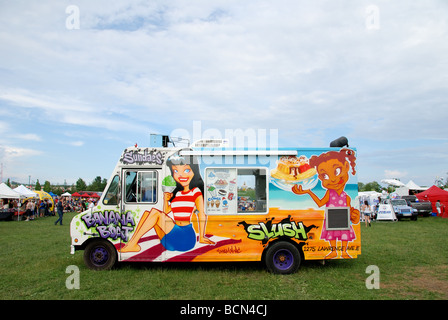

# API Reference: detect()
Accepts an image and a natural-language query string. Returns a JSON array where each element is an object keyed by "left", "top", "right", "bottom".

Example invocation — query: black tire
[
  {"left": 264, "top": 242, "right": 301, "bottom": 274},
  {"left": 84, "top": 240, "right": 117, "bottom": 270}
]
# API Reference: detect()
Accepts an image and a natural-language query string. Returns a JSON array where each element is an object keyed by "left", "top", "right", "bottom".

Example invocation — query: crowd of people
[
  {"left": 53, "top": 197, "right": 97, "bottom": 225},
  {"left": 1, "top": 196, "right": 98, "bottom": 224}
]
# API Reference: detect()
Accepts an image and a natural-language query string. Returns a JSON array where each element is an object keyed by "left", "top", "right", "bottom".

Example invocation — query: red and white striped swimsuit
[{"left": 170, "top": 187, "right": 202, "bottom": 222}]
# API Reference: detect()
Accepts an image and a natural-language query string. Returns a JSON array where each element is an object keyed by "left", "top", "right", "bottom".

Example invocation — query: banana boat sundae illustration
[{"left": 270, "top": 155, "right": 318, "bottom": 190}]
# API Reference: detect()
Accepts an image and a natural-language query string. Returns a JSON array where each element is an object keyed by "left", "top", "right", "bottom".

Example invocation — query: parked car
[
  {"left": 391, "top": 199, "right": 418, "bottom": 221},
  {"left": 401, "top": 195, "right": 432, "bottom": 216}
]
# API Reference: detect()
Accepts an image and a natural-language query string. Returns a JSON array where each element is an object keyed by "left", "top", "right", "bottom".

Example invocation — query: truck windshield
[
  {"left": 103, "top": 175, "right": 119, "bottom": 205},
  {"left": 391, "top": 199, "right": 407, "bottom": 206}
]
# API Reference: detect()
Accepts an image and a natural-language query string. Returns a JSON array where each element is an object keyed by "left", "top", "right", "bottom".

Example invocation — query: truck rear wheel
[
  {"left": 84, "top": 240, "right": 117, "bottom": 270},
  {"left": 264, "top": 242, "right": 301, "bottom": 274}
]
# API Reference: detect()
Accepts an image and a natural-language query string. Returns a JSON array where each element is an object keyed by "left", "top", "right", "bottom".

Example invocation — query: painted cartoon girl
[
  {"left": 292, "top": 148, "right": 360, "bottom": 259},
  {"left": 120, "top": 152, "right": 214, "bottom": 253}
]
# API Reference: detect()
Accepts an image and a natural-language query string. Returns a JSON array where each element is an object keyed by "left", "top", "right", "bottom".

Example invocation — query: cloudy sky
[{"left": 0, "top": 0, "right": 447, "bottom": 187}]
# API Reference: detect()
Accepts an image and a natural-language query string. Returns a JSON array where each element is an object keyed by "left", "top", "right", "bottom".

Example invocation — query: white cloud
[
  {"left": 0, "top": 89, "right": 148, "bottom": 133},
  {"left": 0, "top": 146, "right": 42, "bottom": 159},
  {"left": 384, "top": 169, "right": 408, "bottom": 180},
  {"left": 0, "top": 145, "right": 44, "bottom": 183},
  {"left": 70, "top": 141, "right": 84, "bottom": 147},
  {"left": 16, "top": 133, "right": 42, "bottom": 142}
]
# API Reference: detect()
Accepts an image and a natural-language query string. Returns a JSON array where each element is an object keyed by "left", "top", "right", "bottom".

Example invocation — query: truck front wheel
[{"left": 84, "top": 240, "right": 117, "bottom": 270}]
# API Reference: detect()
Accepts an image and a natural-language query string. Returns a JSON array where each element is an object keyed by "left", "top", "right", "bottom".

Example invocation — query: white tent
[
  {"left": 395, "top": 180, "right": 428, "bottom": 195},
  {"left": 394, "top": 186, "right": 410, "bottom": 196},
  {"left": 13, "top": 185, "right": 38, "bottom": 198},
  {"left": 406, "top": 180, "right": 427, "bottom": 191},
  {"left": 0, "top": 183, "right": 21, "bottom": 221},
  {"left": 358, "top": 191, "right": 382, "bottom": 205},
  {"left": 61, "top": 192, "right": 71, "bottom": 197},
  {"left": 0, "top": 183, "right": 21, "bottom": 199}
]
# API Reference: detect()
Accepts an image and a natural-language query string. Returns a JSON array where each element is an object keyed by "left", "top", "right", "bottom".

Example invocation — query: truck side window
[
  {"left": 138, "top": 171, "right": 157, "bottom": 203},
  {"left": 103, "top": 175, "right": 119, "bottom": 205},
  {"left": 237, "top": 168, "right": 267, "bottom": 213},
  {"left": 125, "top": 170, "right": 158, "bottom": 204}
]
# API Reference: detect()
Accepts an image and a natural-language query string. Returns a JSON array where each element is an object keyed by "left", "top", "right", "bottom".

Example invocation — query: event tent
[
  {"left": 358, "top": 191, "right": 382, "bottom": 205},
  {"left": 415, "top": 185, "right": 448, "bottom": 217},
  {"left": 0, "top": 183, "right": 20, "bottom": 199},
  {"left": 394, "top": 180, "right": 428, "bottom": 196},
  {"left": 33, "top": 190, "right": 55, "bottom": 209},
  {"left": 406, "top": 180, "right": 427, "bottom": 191},
  {"left": 14, "top": 185, "right": 38, "bottom": 198},
  {"left": 0, "top": 183, "right": 21, "bottom": 220}
]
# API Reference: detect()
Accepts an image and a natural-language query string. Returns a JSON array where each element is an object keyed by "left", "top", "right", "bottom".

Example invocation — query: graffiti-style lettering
[
  {"left": 247, "top": 224, "right": 265, "bottom": 241},
  {"left": 97, "top": 225, "right": 134, "bottom": 241},
  {"left": 238, "top": 216, "right": 317, "bottom": 245},
  {"left": 81, "top": 210, "right": 135, "bottom": 242},
  {"left": 121, "top": 149, "right": 164, "bottom": 165}
]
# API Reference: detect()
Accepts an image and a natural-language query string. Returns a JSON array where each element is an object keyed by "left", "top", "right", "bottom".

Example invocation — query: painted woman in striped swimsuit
[{"left": 120, "top": 152, "right": 214, "bottom": 253}]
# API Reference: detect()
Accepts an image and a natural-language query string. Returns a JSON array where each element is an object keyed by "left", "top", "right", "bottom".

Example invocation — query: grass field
[{"left": 1, "top": 212, "right": 447, "bottom": 300}]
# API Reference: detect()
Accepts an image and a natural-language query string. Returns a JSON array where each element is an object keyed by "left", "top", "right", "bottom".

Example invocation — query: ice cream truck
[{"left": 70, "top": 136, "right": 361, "bottom": 274}]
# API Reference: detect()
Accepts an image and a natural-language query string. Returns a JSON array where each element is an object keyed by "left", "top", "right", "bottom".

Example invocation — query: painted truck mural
[{"left": 70, "top": 138, "right": 360, "bottom": 274}]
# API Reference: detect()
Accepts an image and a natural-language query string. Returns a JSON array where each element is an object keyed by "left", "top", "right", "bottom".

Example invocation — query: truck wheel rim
[
  {"left": 91, "top": 246, "right": 109, "bottom": 266},
  {"left": 273, "top": 249, "right": 293, "bottom": 270}
]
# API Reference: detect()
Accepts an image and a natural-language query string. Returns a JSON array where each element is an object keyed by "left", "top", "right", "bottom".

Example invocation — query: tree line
[
  {"left": 4, "top": 176, "right": 108, "bottom": 196},
  {"left": 358, "top": 181, "right": 383, "bottom": 192},
  {"left": 358, "top": 181, "right": 402, "bottom": 193}
]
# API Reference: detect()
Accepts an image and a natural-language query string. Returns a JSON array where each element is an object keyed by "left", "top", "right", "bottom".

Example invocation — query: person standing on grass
[
  {"left": 362, "top": 200, "right": 372, "bottom": 227},
  {"left": 31, "top": 200, "right": 36, "bottom": 220},
  {"left": 88, "top": 199, "right": 94, "bottom": 210},
  {"left": 55, "top": 198, "right": 64, "bottom": 225},
  {"left": 25, "top": 200, "right": 32, "bottom": 221}
]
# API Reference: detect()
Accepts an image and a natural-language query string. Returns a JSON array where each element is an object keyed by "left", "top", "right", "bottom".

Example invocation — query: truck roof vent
[{"left": 191, "top": 139, "right": 229, "bottom": 148}]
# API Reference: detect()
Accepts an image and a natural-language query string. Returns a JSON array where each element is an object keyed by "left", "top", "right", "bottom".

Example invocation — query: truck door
[{"left": 120, "top": 168, "right": 163, "bottom": 261}]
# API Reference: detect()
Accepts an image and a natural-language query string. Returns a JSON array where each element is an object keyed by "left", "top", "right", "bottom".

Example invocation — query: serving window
[{"left": 205, "top": 167, "right": 267, "bottom": 214}]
